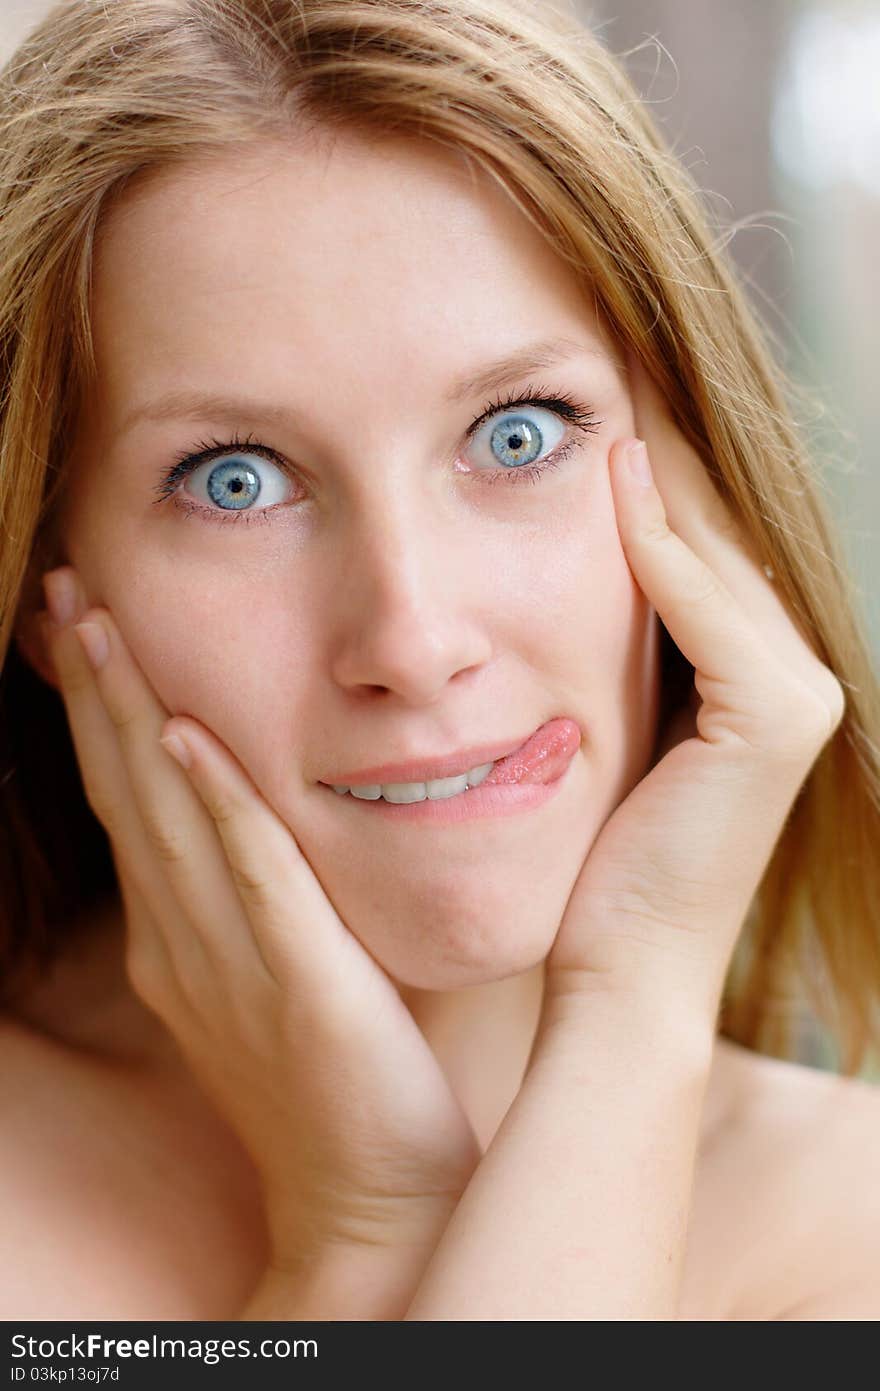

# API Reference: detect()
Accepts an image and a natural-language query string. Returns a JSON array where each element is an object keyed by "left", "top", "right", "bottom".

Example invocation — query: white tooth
[
  {"left": 466, "top": 761, "right": 493, "bottom": 788},
  {"left": 335, "top": 759, "right": 497, "bottom": 803},
  {"left": 381, "top": 782, "right": 427, "bottom": 803},
  {"left": 425, "top": 773, "right": 469, "bottom": 800}
]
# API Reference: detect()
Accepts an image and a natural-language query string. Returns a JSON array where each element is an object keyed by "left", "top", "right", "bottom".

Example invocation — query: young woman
[{"left": 1, "top": 0, "right": 879, "bottom": 1321}]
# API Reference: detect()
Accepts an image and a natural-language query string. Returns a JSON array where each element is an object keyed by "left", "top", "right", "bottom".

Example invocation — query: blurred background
[
  {"left": 2, "top": 0, "right": 878, "bottom": 1073},
  {"left": 576, "top": 0, "right": 879, "bottom": 665}
]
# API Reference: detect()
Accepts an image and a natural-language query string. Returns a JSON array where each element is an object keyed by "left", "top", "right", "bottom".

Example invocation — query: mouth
[
  {"left": 319, "top": 717, "right": 581, "bottom": 805},
  {"left": 318, "top": 730, "right": 534, "bottom": 790}
]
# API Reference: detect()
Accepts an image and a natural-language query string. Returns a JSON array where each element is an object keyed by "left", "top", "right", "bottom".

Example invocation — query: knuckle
[
  {"left": 56, "top": 659, "right": 93, "bottom": 698},
  {"left": 816, "top": 670, "right": 847, "bottom": 737},
  {"left": 82, "top": 783, "right": 120, "bottom": 834},
  {"left": 641, "top": 514, "right": 673, "bottom": 546},
  {"left": 202, "top": 789, "right": 239, "bottom": 827},
  {"left": 141, "top": 810, "right": 188, "bottom": 864},
  {"left": 681, "top": 569, "right": 723, "bottom": 609},
  {"left": 771, "top": 686, "right": 841, "bottom": 757},
  {"left": 107, "top": 705, "right": 139, "bottom": 737},
  {"left": 795, "top": 675, "right": 846, "bottom": 745},
  {"left": 230, "top": 860, "right": 274, "bottom": 906},
  {"left": 124, "top": 939, "right": 165, "bottom": 1007}
]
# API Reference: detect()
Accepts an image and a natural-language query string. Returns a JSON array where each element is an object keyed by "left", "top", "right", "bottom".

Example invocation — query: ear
[
  {"left": 10, "top": 538, "right": 63, "bottom": 691},
  {"left": 12, "top": 603, "right": 59, "bottom": 691}
]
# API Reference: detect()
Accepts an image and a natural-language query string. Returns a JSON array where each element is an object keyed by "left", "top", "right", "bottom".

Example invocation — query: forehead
[{"left": 88, "top": 133, "right": 623, "bottom": 425}]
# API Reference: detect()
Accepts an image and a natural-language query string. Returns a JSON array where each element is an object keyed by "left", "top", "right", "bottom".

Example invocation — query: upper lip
[{"left": 318, "top": 731, "right": 533, "bottom": 787}]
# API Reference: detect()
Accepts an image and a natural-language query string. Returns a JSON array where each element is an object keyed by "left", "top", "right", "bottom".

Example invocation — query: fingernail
[
  {"left": 73, "top": 621, "right": 109, "bottom": 671},
  {"left": 160, "top": 732, "right": 192, "bottom": 769},
  {"left": 43, "top": 569, "right": 78, "bottom": 627},
  {"left": 626, "top": 439, "right": 653, "bottom": 488}
]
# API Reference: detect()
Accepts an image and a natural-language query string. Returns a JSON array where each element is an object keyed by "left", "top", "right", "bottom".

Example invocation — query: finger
[
  {"left": 158, "top": 715, "right": 379, "bottom": 1022},
  {"left": 68, "top": 604, "right": 261, "bottom": 987},
  {"left": 42, "top": 571, "right": 135, "bottom": 842},
  {"left": 40, "top": 571, "right": 180, "bottom": 989},
  {"left": 113, "top": 856, "right": 193, "bottom": 1028},
  {"left": 610, "top": 439, "right": 838, "bottom": 758},
  {"left": 625, "top": 350, "right": 845, "bottom": 724}
]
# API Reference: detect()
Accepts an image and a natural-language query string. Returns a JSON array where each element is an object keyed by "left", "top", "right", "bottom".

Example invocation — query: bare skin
[
  {"left": 2, "top": 897, "right": 878, "bottom": 1321},
  {"left": 6, "top": 132, "right": 877, "bottom": 1319}
]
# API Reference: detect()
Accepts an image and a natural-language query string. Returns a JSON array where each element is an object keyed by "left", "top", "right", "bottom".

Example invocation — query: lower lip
[{"left": 319, "top": 755, "right": 575, "bottom": 825}]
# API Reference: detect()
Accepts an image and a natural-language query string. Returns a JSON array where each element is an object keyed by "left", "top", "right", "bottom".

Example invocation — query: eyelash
[{"left": 151, "top": 383, "right": 604, "bottom": 526}]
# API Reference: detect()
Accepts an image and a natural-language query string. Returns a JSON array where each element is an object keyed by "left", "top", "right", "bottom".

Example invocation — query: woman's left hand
[{"left": 541, "top": 354, "right": 846, "bottom": 1030}]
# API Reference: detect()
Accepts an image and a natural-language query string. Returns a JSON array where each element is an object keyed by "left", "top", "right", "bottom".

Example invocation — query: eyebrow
[
  {"left": 117, "top": 335, "right": 605, "bottom": 435},
  {"left": 445, "top": 335, "right": 596, "bottom": 402}
]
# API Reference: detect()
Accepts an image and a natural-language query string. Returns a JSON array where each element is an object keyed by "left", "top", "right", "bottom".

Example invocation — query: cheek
[
  {"left": 522, "top": 491, "right": 660, "bottom": 745},
  {"left": 538, "top": 517, "right": 661, "bottom": 818},
  {"left": 60, "top": 476, "right": 309, "bottom": 765},
  {"left": 71, "top": 539, "right": 312, "bottom": 780}
]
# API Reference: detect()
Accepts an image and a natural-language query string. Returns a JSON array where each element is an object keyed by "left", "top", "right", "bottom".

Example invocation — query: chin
[
  {"left": 354, "top": 891, "right": 569, "bottom": 992},
  {"left": 384, "top": 947, "right": 549, "bottom": 994}
]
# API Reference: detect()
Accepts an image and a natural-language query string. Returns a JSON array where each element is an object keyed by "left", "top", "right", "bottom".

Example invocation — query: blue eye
[
  {"left": 182, "top": 450, "right": 292, "bottom": 513},
  {"left": 153, "top": 391, "right": 602, "bottom": 525},
  {"left": 470, "top": 405, "right": 566, "bottom": 473},
  {"left": 206, "top": 458, "right": 260, "bottom": 510}
]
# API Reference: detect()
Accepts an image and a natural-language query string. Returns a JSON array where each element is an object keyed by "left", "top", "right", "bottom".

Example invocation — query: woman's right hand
[{"left": 41, "top": 567, "right": 482, "bottom": 1273}]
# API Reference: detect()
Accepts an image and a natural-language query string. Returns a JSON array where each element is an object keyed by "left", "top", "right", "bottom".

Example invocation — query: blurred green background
[
  {"left": 580, "top": 0, "right": 879, "bottom": 659},
  {"left": 2, "top": 0, "right": 878, "bottom": 1077},
  {"left": 578, "top": 0, "right": 879, "bottom": 1079}
]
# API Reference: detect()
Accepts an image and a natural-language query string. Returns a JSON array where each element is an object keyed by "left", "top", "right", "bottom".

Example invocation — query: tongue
[{"left": 483, "top": 717, "right": 581, "bottom": 786}]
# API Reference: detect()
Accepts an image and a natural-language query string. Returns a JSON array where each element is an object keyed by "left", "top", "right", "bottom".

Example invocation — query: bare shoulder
[
  {"left": 683, "top": 1035, "right": 880, "bottom": 1320},
  {"left": 0, "top": 1013, "right": 267, "bottom": 1319},
  {"left": 0, "top": 1015, "right": 142, "bottom": 1318}
]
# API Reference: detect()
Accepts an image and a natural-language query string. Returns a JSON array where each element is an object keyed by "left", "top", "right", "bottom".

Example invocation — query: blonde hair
[{"left": 1, "top": 0, "right": 878, "bottom": 1072}]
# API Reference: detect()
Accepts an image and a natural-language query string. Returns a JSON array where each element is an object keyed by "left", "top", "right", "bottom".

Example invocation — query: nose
[{"left": 326, "top": 492, "right": 494, "bottom": 705}]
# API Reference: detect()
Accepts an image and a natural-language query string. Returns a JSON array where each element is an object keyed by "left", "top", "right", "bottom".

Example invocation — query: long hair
[{"left": 1, "top": 0, "right": 878, "bottom": 1071}]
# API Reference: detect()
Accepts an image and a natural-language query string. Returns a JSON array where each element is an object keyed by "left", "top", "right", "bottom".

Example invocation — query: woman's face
[{"left": 58, "top": 131, "right": 661, "bottom": 990}]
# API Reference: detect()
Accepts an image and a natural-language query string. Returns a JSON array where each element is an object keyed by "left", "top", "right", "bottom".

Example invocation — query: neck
[
  {"left": 399, "top": 965, "right": 739, "bottom": 1155},
  {"left": 10, "top": 896, "right": 736, "bottom": 1155},
  {"left": 397, "top": 964, "right": 547, "bottom": 1151}
]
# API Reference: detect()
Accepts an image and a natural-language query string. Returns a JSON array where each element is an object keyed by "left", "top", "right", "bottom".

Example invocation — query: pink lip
[{"left": 319, "top": 731, "right": 534, "bottom": 787}]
